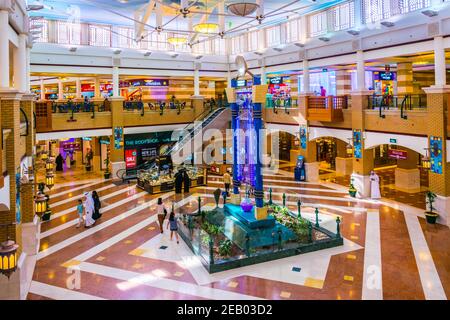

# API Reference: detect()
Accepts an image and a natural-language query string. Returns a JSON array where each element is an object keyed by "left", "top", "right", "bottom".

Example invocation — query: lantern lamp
[
  {"left": 35, "top": 192, "right": 47, "bottom": 218},
  {"left": 346, "top": 138, "right": 353, "bottom": 157},
  {"left": 422, "top": 148, "right": 431, "bottom": 170},
  {"left": 45, "top": 173, "right": 54, "bottom": 190},
  {"left": 45, "top": 159, "right": 54, "bottom": 172},
  {"left": 41, "top": 152, "right": 48, "bottom": 160},
  {"left": 0, "top": 224, "right": 19, "bottom": 279}
]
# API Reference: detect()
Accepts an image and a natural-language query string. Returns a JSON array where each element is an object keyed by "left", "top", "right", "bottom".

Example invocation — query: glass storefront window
[
  {"left": 350, "top": 70, "right": 374, "bottom": 90},
  {"left": 298, "top": 71, "right": 337, "bottom": 96}
]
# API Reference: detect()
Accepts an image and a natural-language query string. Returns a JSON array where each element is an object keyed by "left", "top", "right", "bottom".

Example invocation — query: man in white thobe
[
  {"left": 370, "top": 170, "right": 381, "bottom": 199},
  {"left": 83, "top": 192, "right": 96, "bottom": 227}
]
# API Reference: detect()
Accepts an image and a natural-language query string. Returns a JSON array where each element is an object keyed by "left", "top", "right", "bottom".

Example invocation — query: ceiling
[{"left": 29, "top": 0, "right": 344, "bottom": 38}]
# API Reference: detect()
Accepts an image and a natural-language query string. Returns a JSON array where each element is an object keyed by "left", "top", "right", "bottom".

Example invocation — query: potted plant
[
  {"left": 348, "top": 179, "right": 357, "bottom": 197},
  {"left": 104, "top": 155, "right": 111, "bottom": 179},
  {"left": 425, "top": 191, "right": 438, "bottom": 224}
]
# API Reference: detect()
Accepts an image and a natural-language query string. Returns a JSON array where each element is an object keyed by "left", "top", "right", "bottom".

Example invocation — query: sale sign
[
  {"left": 125, "top": 149, "right": 137, "bottom": 169},
  {"left": 388, "top": 149, "right": 407, "bottom": 160}
]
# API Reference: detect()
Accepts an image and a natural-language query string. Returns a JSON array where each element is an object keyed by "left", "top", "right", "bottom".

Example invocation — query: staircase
[{"left": 117, "top": 106, "right": 229, "bottom": 181}]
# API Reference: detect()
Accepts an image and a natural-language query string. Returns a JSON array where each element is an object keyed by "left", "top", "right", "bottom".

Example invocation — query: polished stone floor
[{"left": 28, "top": 166, "right": 449, "bottom": 300}]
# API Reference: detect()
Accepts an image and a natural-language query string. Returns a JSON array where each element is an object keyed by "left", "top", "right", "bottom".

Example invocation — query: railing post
[
  {"left": 308, "top": 221, "right": 313, "bottom": 243},
  {"left": 282, "top": 193, "right": 286, "bottom": 207},
  {"left": 245, "top": 234, "right": 250, "bottom": 257},
  {"left": 277, "top": 228, "right": 282, "bottom": 250},
  {"left": 336, "top": 216, "right": 341, "bottom": 238},
  {"left": 297, "top": 199, "right": 302, "bottom": 219},
  {"left": 209, "top": 236, "right": 214, "bottom": 264},
  {"left": 315, "top": 207, "right": 320, "bottom": 227},
  {"left": 268, "top": 188, "right": 273, "bottom": 205}
]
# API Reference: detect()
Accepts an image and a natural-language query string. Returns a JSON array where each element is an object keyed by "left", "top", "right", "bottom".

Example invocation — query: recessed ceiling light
[
  {"left": 318, "top": 37, "right": 330, "bottom": 42},
  {"left": 273, "top": 47, "right": 283, "bottom": 52},
  {"left": 347, "top": 30, "right": 360, "bottom": 36},
  {"left": 69, "top": 47, "right": 77, "bottom": 52},
  {"left": 380, "top": 21, "right": 394, "bottom": 27},
  {"left": 254, "top": 51, "right": 263, "bottom": 56},
  {"left": 422, "top": 10, "right": 438, "bottom": 17},
  {"left": 113, "top": 49, "right": 122, "bottom": 55},
  {"left": 29, "top": 16, "right": 44, "bottom": 20},
  {"left": 170, "top": 53, "right": 179, "bottom": 58},
  {"left": 118, "top": 0, "right": 129, "bottom": 3},
  {"left": 294, "top": 43, "right": 304, "bottom": 48},
  {"left": 195, "top": 55, "right": 203, "bottom": 60},
  {"left": 144, "top": 51, "right": 152, "bottom": 56}
]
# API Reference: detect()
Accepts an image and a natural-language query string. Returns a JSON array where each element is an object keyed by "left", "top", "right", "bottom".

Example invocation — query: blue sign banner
[
  {"left": 300, "top": 125, "right": 307, "bottom": 150},
  {"left": 114, "top": 127, "right": 123, "bottom": 150},
  {"left": 353, "top": 130, "right": 362, "bottom": 159},
  {"left": 430, "top": 136, "right": 443, "bottom": 174}
]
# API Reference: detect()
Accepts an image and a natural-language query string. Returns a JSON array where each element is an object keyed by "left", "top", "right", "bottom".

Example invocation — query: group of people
[
  {"left": 76, "top": 191, "right": 102, "bottom": 228},
  {"left": 174, "top": 169, "right": 191, "bottom": 194},
  {"left": 155, "top": 198, "right": 179, "bottom": 243}
]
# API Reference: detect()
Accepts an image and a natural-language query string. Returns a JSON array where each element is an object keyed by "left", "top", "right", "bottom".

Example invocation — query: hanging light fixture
[
  {"left": 193, "top": 0, "right": 219, "bottom": 34},
  {"left": 45, "top": 173, "right": 54, "bottom": 190},
  {"left": 0, "top": 224, "right": 19, "bottom": 279},
  {"left": 227, "top": 1, "right": 259, "bottom": 17},
  {"left": 167, "top": 14, "right": 188, "bottom": 46},
  {"left": 35, "top": 191, "right": 47, "bottom": 218},
  {"left": 346, "top": 138, "right": 353, "bottom": 157},
  {"left": 45, "top": 159, "right": 54, "bottom": 173},
  {"left": 422, "top": 148, "right": 431, "bottom": 170}
]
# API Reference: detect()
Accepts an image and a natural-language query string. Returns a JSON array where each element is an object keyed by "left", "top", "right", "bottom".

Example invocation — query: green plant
[
  {"left": 218, "top": 239, "right": 232, "bottom": 257},
  {"left": 270, "top": 204, "right": 309, "bottom": 242},
  {"left": 104, "top": 156, "right": 110, "bottom": 174},
  {"left": 426, "top": 191, "right": 437, "bottom": 213}
]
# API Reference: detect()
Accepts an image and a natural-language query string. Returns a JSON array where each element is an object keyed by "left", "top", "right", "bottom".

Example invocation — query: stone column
[
  {"left": 350, "top": 91, "right": 374, "bottom": 198},
  {"left": 112, "top": 66, "right": 120, "bottom": 97},
  {"left": 335, "top": 139, "right": 353, "bottom": 176},
  {"left": 0, "top": 10, "right": 10, "bottom": 89},
  {"left": 336, "top": 70, "right": 352, "bottom": 96},
  {"left": 395, "top": 151, "right": 420, "bottom": 193},
  {"left": 75, "top": 78, "right": 82, "bottom": 100},
  {"left": 194, "top": 66, "right": 200, "bottom": 97},
  {"left": 0, "top": 90, "right": 23, "bottom": 243},
  {"left": 397, "top": 62, "right": 413, "bottom": 96},
  {"left": 94, "top": 77, "right": 101, "bottom": 99},
  {"left": 20, "top": 94, "right": 36, "bottom": 224},
  {"left": 302, "top": 59, "right": 310, "bottom": 94},
  {"left": 423, "top": 86, "right": 450, "bottom": 226},
  {"left": 40, "top": 79, "right": 45, "bottom": 100},
  {"left": 356, "top": 50, "right": 366, "bottom": 91},
  {"left": 13, "top": 34, "right": 27, "bottom": 93},
  {"left": 109, "top": 97, "right": 125, "bottom": 179},
  {"left": 433, "top": 36, "right": 446, "bottom": 87},
  {"left": 57, "top": 78, "right": 64, "bottom": 101},
  {"left": 298, "top": 93, "right": 319, "bottom": 182},
  {"left": 91, "top": 137, "right": 101, "bottom": 172}
]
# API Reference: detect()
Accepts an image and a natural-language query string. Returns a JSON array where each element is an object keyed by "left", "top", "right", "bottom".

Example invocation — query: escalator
[{"left": 117, "top": 105, "right": 229, "bottom": 181}]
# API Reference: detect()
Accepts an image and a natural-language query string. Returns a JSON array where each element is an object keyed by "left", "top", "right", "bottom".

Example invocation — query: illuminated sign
[
  {"left": 388, "top": 149, "right": 407, "bottom": 160},
  {"left": 127, "top": 79, "right": 169, "bottom": 87},
  {"left": 374, "top": 71, "right": 396, "bottom": 81},
  {"left": 269, "top": 77, "right": 283, "bottom": 85},
  {"left": 236, "top": 79, "right": 247, "bottom": 87}
]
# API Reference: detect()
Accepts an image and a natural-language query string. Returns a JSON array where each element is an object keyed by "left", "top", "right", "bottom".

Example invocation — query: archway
[{"left": 265, "top": 129, "right": 300, "bottom": 171}]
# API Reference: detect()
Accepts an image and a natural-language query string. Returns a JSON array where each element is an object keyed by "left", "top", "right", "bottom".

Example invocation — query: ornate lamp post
[
  {"left": 34, "top": 191, "right": 47, "bottom": 219},
  {"left": 45, "top": 173, "right": 54, "bottom": 190},
  {"left": 45, "top": 158, "right": 54, "bottom": 173},
  {"left": 0, "top": 223, "right": 19, "bottom": 279},
  {"left": 422, "top": 147, "right": 431, "bottom": 170}
]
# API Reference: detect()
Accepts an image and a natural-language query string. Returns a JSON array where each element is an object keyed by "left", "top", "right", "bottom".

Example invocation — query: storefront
[
  {"left": 120, "top": 79, "right": 170, "bottom": 101},
  {"left": 298, "top": 70, "right": 336, "bottom": 96},
  {"left": 124, "top": 131, "right": 177, "bottom": 169},
  {"left": 266, "top": 76, "right": 293, "bottom": 108},
  {"left": 372, "top": 71, "right": 397, "bottom": 95}
]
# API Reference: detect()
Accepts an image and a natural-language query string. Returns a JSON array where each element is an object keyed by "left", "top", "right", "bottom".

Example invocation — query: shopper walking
[
  {"left": 166, "top": 210, "right": 179, "bottom": 244},
  {"left": 91, "top": 190, "right": 102, "bottom": 220},
  {"left": 223, "top": 171, "right": 231, "bottom": 197},
  {"left": 156, "top": 197, "right": 167, "bottom": 234},
  {"left": 76, "top": 199, "right": 84, "bottom": 228}
]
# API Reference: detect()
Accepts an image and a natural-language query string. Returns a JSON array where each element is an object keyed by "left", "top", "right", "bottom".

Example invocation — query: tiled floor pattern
[{"left": 27, "top": 170, "right": 450, "bottom": 300}]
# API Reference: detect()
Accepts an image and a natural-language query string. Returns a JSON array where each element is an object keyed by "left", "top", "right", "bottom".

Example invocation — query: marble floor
[{"left": 27, "top": 169, "right": 450, "bottom": 300}]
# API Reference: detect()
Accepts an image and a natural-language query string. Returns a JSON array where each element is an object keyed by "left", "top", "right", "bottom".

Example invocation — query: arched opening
[{"left": 265, "top": 130, "right": 300, "bottom": 171}]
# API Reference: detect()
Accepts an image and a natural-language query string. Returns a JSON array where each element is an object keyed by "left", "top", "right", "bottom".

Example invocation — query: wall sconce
[
  {"left": 0, "top": 223, "right": 19, "bottom": 279},
  {"left": 346, "top": 138, "right": 353, "bottom": 157},
  {"left": 422, "top": 148, "right": 431, "bottom": 170},
  {"left": 380, "top": 21, "right": 395, "bottom": 28}
]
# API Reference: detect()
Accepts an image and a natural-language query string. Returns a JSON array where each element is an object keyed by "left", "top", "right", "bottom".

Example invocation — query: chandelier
[
  {"left": 227, "top": 2, "right": 259, "bottom": 17},
  {"left": 193, "top": 22, "right": 219, "bottom": 34},
  {"left": 167, "top": 36, "right": 188, "bottom": 45}
]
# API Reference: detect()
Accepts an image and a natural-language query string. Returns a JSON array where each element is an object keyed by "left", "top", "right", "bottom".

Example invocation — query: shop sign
[
  {"left": 99, "top": 137, "right": 110, "bottom": 145},
  {"left": 114, "top": 127, "right": 124, "bottom": 150},
  {"left": 128, "top": 79, "right": 169, "bottom": 87},
  {"left": 269, "top": 77, "right": 283, "bottom": 85},
  {"left": 374, "top": 71, "right": 396, "bottom": 81},
  {"left": 125, "top": 131, "right": 175, "bottom": 147},
  {"left": 142, "top": 147, "right": 157, "bottom": 160},
  {"left": 235, "top": 79, "right": 247, "bottom": 87},
  {"left": 388, "top": 149, "right": 407, "bottom": 160},
  {"left": 389, "top": 138, "right": 397, "bottom": 144},
  {"left": 125, "top": 149, "right": 137, "bottom": 169},
  {"left": 61, "top": 142, "right": 81, "bottom": 151}
]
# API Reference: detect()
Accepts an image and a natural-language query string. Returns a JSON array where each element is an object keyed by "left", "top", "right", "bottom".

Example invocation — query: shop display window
[{"left": 298, "top": 71, "right": 337, "bottom": 96}]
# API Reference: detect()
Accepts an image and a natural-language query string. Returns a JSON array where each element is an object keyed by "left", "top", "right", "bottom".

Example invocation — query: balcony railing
[
  {"left": 306, "top": 95, "right": 347, "bottom": 122},
  {"left": 367, "top": 94, "right": 427, "bottom": 110}
]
